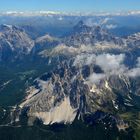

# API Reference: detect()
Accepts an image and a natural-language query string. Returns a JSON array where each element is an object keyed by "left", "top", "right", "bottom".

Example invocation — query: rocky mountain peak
[
  {"left": 0, "top": 24, "right": 34, "bottom": 61},
  {"left": 0, "top": 24, "right": 24, "bottom": 33},
  {"left": 73, "top": 20, "right": 91, "bottom": 32},
  {"left": 63, "top": 21, "right": 124, "bottom": 47},
  {"left": 126, "top": 32, "right": 140, "bottom": 48}
]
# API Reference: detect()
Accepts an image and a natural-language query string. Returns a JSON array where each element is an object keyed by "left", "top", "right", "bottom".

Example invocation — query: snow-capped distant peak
[{"left": 1, "top": 10, "right": 140, "bottom": 17}]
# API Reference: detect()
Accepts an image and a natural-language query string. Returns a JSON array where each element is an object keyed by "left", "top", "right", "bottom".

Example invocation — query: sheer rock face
[
  {"left": 17, "top": 59, "right": 140, "bottom": 125},
  {"left": 63, "top": 21, "right": 124, "bottom": 48},
  {"left": 28, "top": 97, "right": 77, "bottom": 125},
  {"left": 126, "top": 33, "right": 140, "bottom": 48},
  {"left": 32, "top": 34, "right": 60, "bottom": 54},
  {"left": 2, "top": 22, "right": 140, "bottom": 126},
  {"left": 0, "top": 24, "right": 34, "bottom": 61},
  {"left": 1, "top": 22, "right": 140, "bottom": 62}
]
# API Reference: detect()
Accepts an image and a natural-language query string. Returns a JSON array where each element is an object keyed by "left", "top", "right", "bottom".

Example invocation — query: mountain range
[{"left": 0, "top": 20, "right": 140, "bottom": 140}]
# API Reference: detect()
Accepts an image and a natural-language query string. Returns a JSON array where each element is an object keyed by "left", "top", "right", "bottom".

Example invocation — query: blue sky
[{"left": 0, "top": 0, "right": 140, "bottom": 12}]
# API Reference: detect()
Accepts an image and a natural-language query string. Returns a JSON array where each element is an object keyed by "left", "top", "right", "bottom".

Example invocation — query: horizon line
[{"left": 0, "top": 10, "right": 140, "bottom": 16}]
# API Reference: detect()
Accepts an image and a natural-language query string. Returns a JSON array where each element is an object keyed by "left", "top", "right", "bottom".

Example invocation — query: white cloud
[
  {"left": 58, "top": 16, "right": 63, "bottom": 21},
  {"left": 127, "top": 68, "right": 140, "bottom": 77},
  {"left": 74, "top": 53, "right": 126, "bottom": 72},
  {"left": 106, "top": 24, "right": 117, "bottom": 29},
  {"left": 101, "top": 18, "right": 111, "bottom": 25},
  {"left": 136, "top": 57, "right": 140, "bottom": 67},
  {"left": 127, "top": 57, "right": 140, "bottom": 77},
  {"left": 85, "top": 18, "right": 98, "bottom": 27},
  {"left": 73, "top": 53, "right": 140, "bottom": 84},
  {"left": 95, "top": 53, "right": 126, "bottom": 74},
  {"left": 73, "top": 53, "right": 96, "bottom": 67},
  {"left": 88, "top": 73, "right": 106, "bottom": 84},
  {"left": 88, "top": 53, "right": 126, "bottom": 84},
  {"left": 74, "top": 53, "right": 126, "bottom": 84},
  {"left": 85, "top": 17, "right": 111, "bottom": 27}
]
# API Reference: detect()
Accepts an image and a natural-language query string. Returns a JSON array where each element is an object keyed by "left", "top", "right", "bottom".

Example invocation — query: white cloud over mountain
[
  {"left": 74, "top": 53, "right": 140, "bottom": 84},
  {"left": 106, "top": 24, "right": 117, "bottom": 29}
]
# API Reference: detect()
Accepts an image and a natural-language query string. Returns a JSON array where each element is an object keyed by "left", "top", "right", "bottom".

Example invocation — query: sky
[{"left": 0, "top": 0, "right": 140, "bottom": 13}]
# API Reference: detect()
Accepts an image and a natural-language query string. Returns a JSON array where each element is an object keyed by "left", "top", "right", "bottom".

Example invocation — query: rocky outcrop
[
  {"left": 32, "top": 34, "right": 60, "bottom": 54},
  {"left": 0, "top": 24, "right": 34, "bottom": 61},
  {"left": 1, "top": 22, "right": 140, "bottom": 128},
  {"left": 63, "top": 21, "right": 124, "bottom": 48},
  {"left": 15, "top": 55, "right": 140, "bottom": 125}
]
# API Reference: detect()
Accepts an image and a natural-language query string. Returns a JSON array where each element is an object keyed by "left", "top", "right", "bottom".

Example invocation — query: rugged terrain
[{"left": 0, "top": 19, "right": 140, "bottom": 140}]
